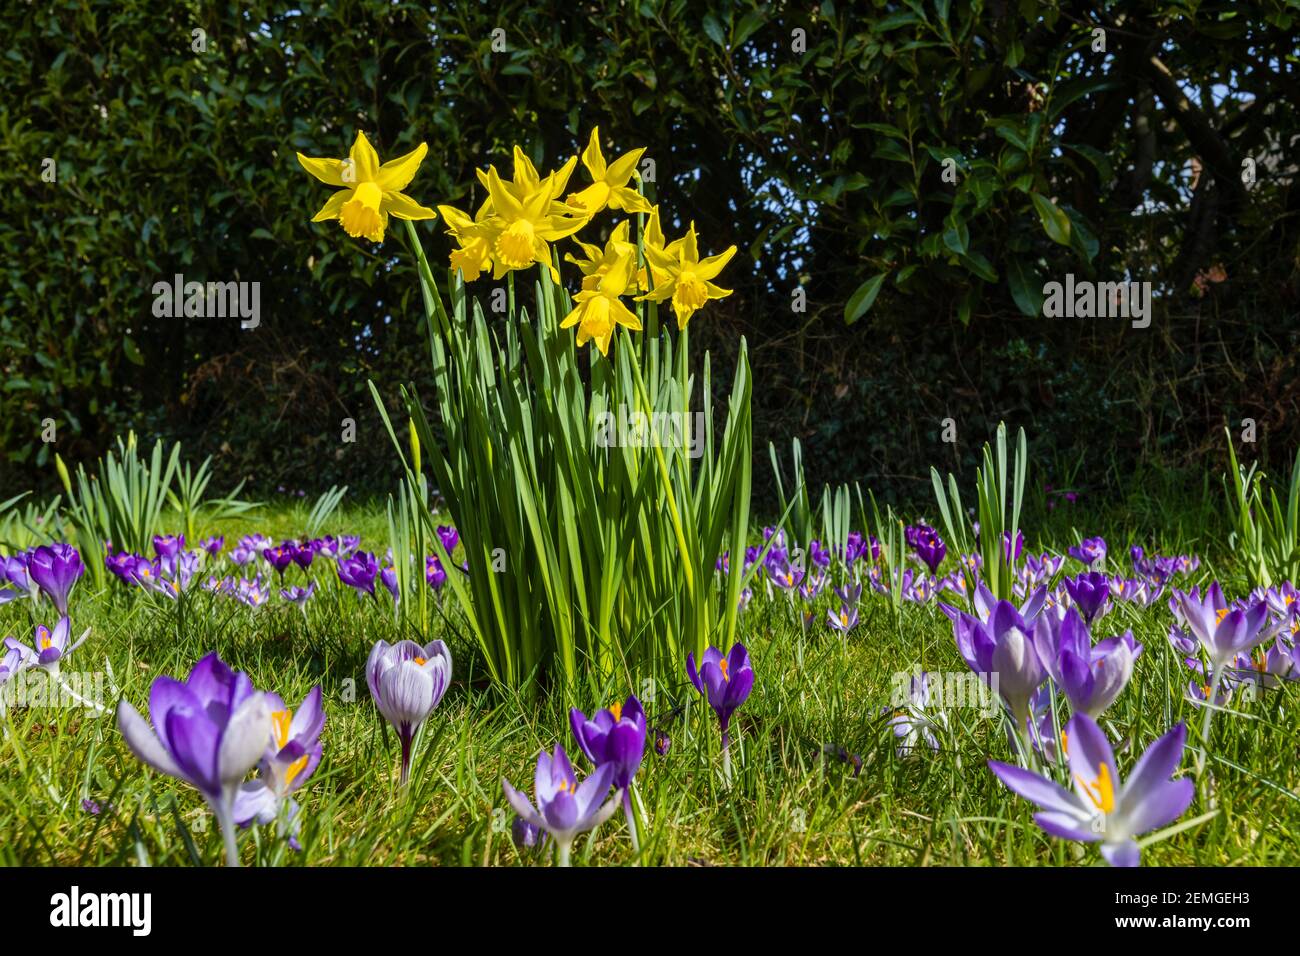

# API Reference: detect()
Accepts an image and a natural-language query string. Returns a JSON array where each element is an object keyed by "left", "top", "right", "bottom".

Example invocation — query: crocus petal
[
  {"left": 1064, "top": 713, "right": 1120, "bottom": 806},
  {"left": 218, "top": 693, "right": 275, "bottom": 787},
  {"left": 116, "top": 699, "right": 187, "bottom": 781},
  {"left": 232, "top": 779, "right": 278, "bottom": 827},
  {"left": 988, "top": 760, "right": 1085, "bottom": 817},
  {"left": 1100, "top": 840, "right": 1141, "bottom": 867},
  {"left": 686, "top": 653, "right": 703, "bottom": 695},
  {"left": 165, "top": 707, "right": 221, "bottom": 796},
  {"left": 569, "top": 708, "right": 596, "bottom": 762},
  {"left": 289, "top": 686, "right": 325, "bottom": 743},
  {"left": 502, "top": 778, "right": 545, "bottom": 829},
  {"left": 1123, "top": 778, "right": 1195, "bottom": 837},
  {"left": 1033, "top": 810, "right": 1101, "bottom": 843},
  {"left": 542, "top": 789, "right": 580, "bottom": 833}
]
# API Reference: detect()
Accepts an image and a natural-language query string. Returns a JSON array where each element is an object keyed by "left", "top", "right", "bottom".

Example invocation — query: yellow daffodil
[
  {"left": 639, "top": 205, "right": 686, "bottom": 291},
  {"left": 297, "top": 132, "right": 437, "bottom": 244},
  {"left": 560, "top": 251, "right": 642, "bottom": 355},
  {"left": 437, "top": 200, "right": 496, "bottom": 282},
  {"left": 565, "top": 221, "right": 640, "bottom": 294},
  {"left": 483, "top": 166, "right": 586, "bottom": 282},
  {"left": 564, "top": 128, "right": 654, "bottom": 217},
  {"left": 637, "top": 223, "right": 736, "bottom": 329},
  {"left": 476, "top": 147, "right": 578, "bottom": 216}
]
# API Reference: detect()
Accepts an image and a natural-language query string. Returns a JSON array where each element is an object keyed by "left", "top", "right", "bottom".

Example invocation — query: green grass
[{"left": 1, "top": 497, "right": 1298, "bottom": 867}]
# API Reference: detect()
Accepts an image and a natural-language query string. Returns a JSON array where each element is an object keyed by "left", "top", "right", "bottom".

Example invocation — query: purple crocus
[
  {"left": 233, "top": 686, "right": 324, "bottom": 851},
  {"left": 0, "top": 552, "right": 35, "bottom": 603},
  {"left": 365, "top": 638, "right": 452, "bottom": 783},
  {"left": 502, "top": 744, "right": 618, "bottom": 866},
  {"left": 1068, "top": 536, "right": 1108, "bottom": 570},
  {"left": 988, "top": 714, "right": 1194, "bottom": 867},
  {"left": 951, "top": 600, "right": 1047, "bottom": 738},
  {"left": 1171, "top": 583, "right": 1273, "bottom": 670},
  {"left": 292, "top": 543, "right": 314, "bottom": 570},
  {"left": 338, "top": 551, "right": 380, "bottom": 598},
  {"left": 380, "top": 565, "right": 400, "bottom": 604},
  {"left": 653, "top": 728, "right": 671, "bottom": 756},
  {"left": 116, "top": 652, "right": 277, "bottom": 866},
  {"left": 1032, "top": 607, "right": 1142, "bottom": 719},
  {"left": 1064, "top": 571, "right": 1110, "bottom": 624},
  {"left": 23, "top": 616, "right": 91, "bottom": 679},
  {"left": 570, "top": 694, "right": 647, "bottom": 850},
  {"left": 909, "top": 525, "right": 947, "bottom": 575},
  {"left": 200, "top": 536, "right": 224, "bottom": 556},
  {"left": 827, "top": 604, "right": 858, "bottom": 634},
  {"left": 512, "top": 816, "right": 543, "bottom": 850},
  {"left": 1002, "top": 530, "right": 1024, "bottom": 565},
  {"left": 153, "top": 534, "right": 185, "bottom": 562},
  {"left": 686, "top": 643, "right": 754, "bottom": 779},
  {"left": 436, "top": 525, "right": 459, "bottom": 555},
  {"left": 0, "top": 638, "right": 34, "bottom": 714},
  {"left": 262, "top": 541, "right": 297, "bottom": 579},
  {"left": 280, "top": 581, "right": 317, "bottom": 614},
  {"left": 27, "top": 544, "right": 84, "bottom": 615},
  {"left": 425, "top": 555, "right": 447, "bottom": 590}
]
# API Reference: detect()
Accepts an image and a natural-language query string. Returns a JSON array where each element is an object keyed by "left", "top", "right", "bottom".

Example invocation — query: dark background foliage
[{"left": 3, "top": 0, "right": 1298, "bottom": 508}]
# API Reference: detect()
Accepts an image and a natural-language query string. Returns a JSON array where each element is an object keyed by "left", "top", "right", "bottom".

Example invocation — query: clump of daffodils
[{"left": 298, "top": 125, "right": 736, "bottom": 356}]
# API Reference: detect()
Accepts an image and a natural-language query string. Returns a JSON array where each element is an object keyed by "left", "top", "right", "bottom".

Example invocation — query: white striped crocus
[
  {"left": 116, "top": 653, "right": 276, "bottom": 866},
  {"left": 234, "top": 686, "right": 324, "bottom": 851},
  {"left": 365, "top": 638, "right": 452, "bottom": 783},
  {"left": 989, "top": 713, "right": 1193, "bottom": 867}
]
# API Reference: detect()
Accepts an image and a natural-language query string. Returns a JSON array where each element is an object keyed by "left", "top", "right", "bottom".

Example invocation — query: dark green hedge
[{"left": 3, "top": 0, "right": 1298, "bottom": 504}]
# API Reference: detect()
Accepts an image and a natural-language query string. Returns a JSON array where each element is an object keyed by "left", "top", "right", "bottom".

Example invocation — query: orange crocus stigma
[
  {"left": 273, "top": 710, "right": 293, "bottom": 749},
  {"left": 719, "top": 658, "right": 730, "bottom": 682},
  {"left": 609, "top": 700, "right": 623, "bottom": 722}
]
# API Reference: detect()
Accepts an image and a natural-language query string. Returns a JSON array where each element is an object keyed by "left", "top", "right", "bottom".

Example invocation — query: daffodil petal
[
  {"left": 297, "top": 153, "right": 349, "bottom": 186},
  {"left": 605, "top": 148, "right": 644, "bottom": 187},
  {"left": 349, "top": 131, "right": 380, "bottom": 182},
  {"left": 382, "top": 191, "right": 438, "bottom": 221},
  {"left": 311, "top": 190, "right": 349, "bottom": 222},
  {"left": 438, "top": 205, "right": 476, "bottom": 234},
  {"left": 375, "top": 142, "right": 428, "bottom": 192},
  {"left": 609, "top": 186, "right": 653, "bottom": 214},
  {"left": 581, "top": 128, "right": 607, "bottom": 180},
  {"left": 694, "top": 245, "right": 737, "bottom": 281}
]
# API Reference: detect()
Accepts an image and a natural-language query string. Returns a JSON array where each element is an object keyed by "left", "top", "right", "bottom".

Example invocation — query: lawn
[{"left": 3, "top": 485, "right": 1298, "bottom": 868}]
